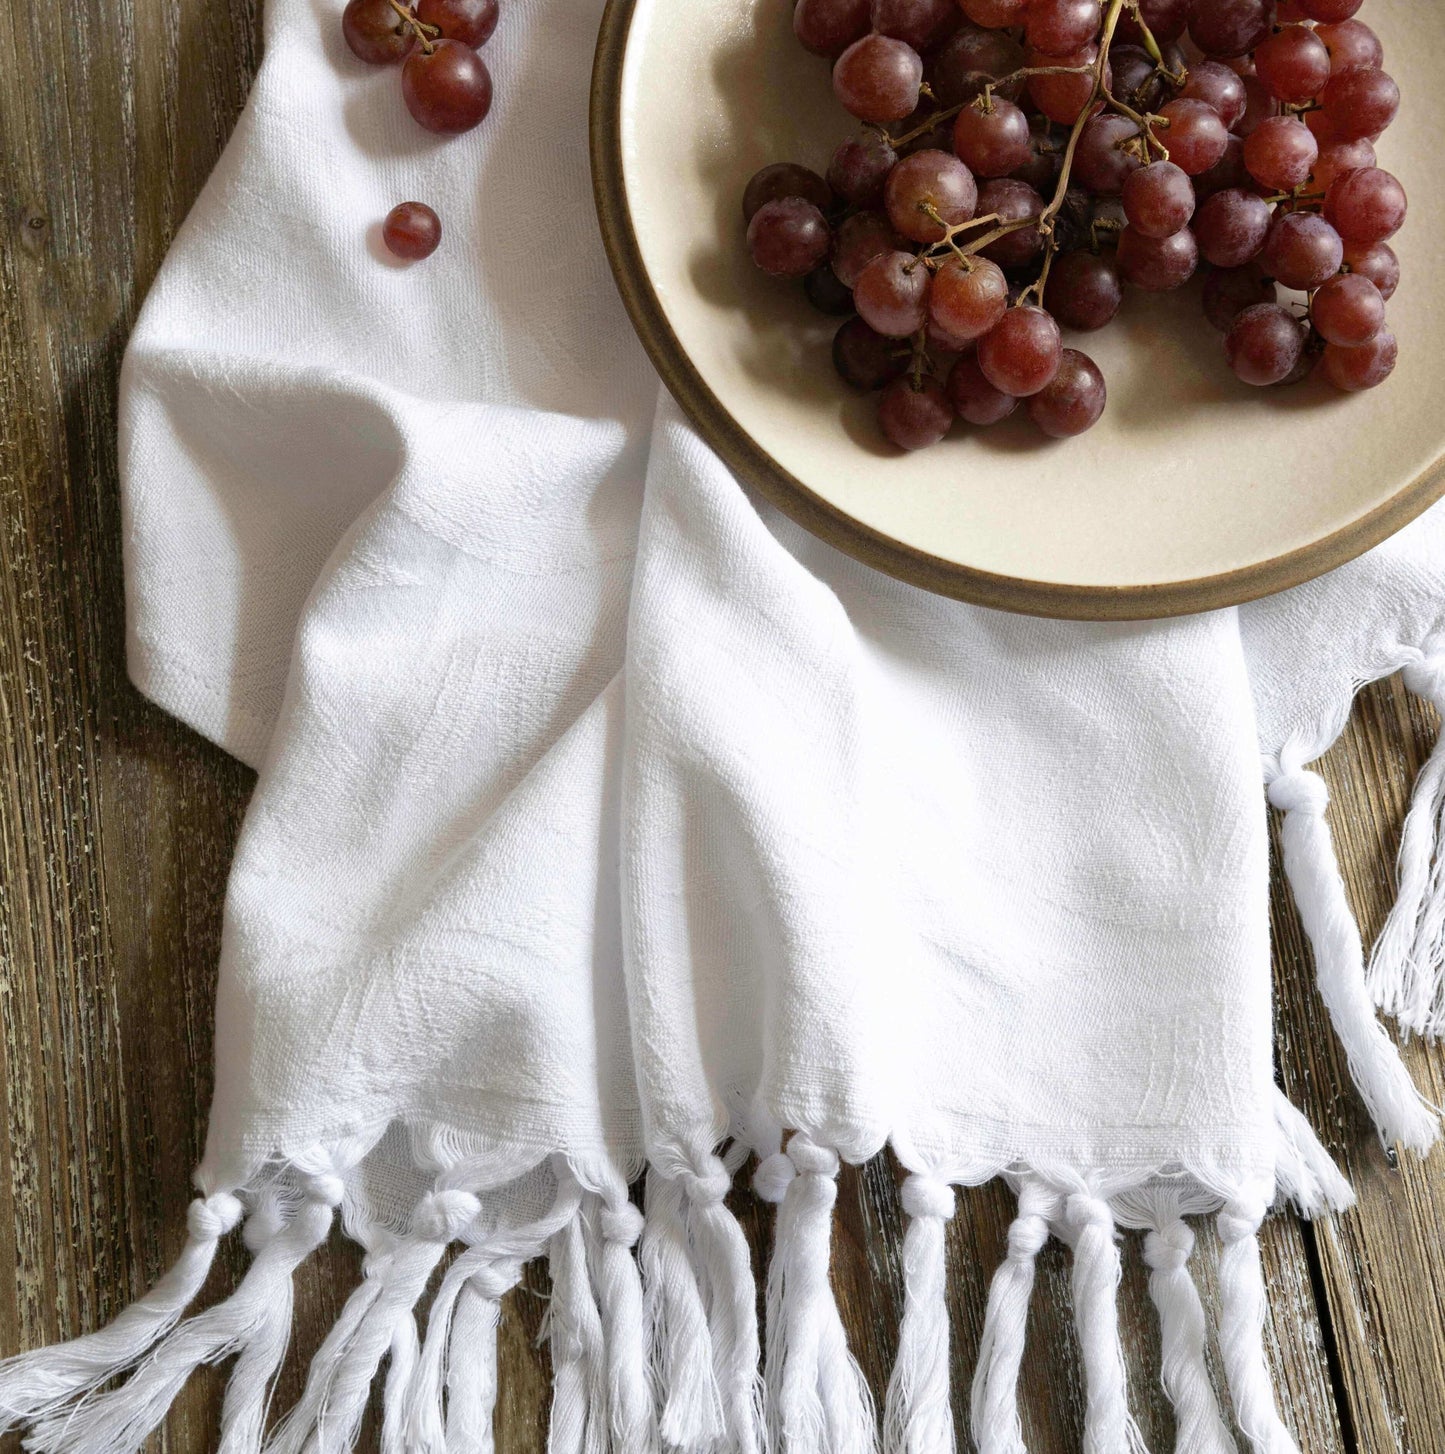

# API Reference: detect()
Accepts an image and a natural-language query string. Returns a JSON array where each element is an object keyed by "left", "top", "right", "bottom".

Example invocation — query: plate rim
[{"left": 589, "top": 0, "right": 1445, "bottom": 622}]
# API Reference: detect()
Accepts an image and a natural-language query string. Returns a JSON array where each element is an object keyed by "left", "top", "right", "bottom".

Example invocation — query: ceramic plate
[{"left": 591, "top": 0, "right": 1444, "bottom": 620}]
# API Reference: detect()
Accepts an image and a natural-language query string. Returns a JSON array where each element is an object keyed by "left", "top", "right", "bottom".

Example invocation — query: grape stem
[
  {"left": 883, "top": 67, "right": 1094, "bottom": 150},
  {"left": 387, "top": 0, "right": 439, "bottom": 53}
]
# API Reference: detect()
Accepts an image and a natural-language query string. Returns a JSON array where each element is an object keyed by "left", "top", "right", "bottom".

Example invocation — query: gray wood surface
[{"left": 0, "top": 0, "right": 1441, "bottom": 1448}]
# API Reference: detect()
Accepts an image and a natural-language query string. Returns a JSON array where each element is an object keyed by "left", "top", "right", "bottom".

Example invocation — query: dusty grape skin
[
  {"left": 929, "top": 25, "right": 1028, "bottom": 106},
  {"left": 854, "top": 249, "right": 932, "bottom": 335},
  {"left": 1027, "top": 348, "right": 1107, "bottom": 437},
  {"left": 1300, "top": 0, "right": 1363, "bottom": 22},
  {"left": 953, "top": 99, "right": 1033, "bottom": 179},
  {"left": 1323, "top": 167, "right": 1407, "bottom": 245},
  {"left": 833, "top": 34, "right": 925, "bottom": 123},
  {"left": 1310, "top": 272, "right": 1384, "bottom": 347},
  {"left": 975, "top": 178, "right": 1046, "bottom": 269},
  {"left": 1320, "top": 68, "right": 1399, "bottom": 141},
  {"left": 381, "top": 201, "right": 441, "bottom": 259},
  {"left": 959, "top": 0, "right": 1027, "bottom": 25},
  {"left": 1155, "top": 99, "right": 1230, "bottom": 177},
  {"left": 1116, "top": 0, "right": 1193, "bottom": 45},
  {"left": 401, "top": 39, "right": 493, "bottom": 133},
  {"left": 1321, "top": 328, "right": 1396, "bottom": 391},
  {"left": 1224, "top": 302, "right": 1307, "bottom": 385},
  {"left": 1044, "top": 250, "right": 1123, "bottom": 331},
  {"left": 415, "top": 0, "right": 498, "bottom": 48},
  {"left": 1194, "top": 136, "right": 1253, "bottom": 200},
  {"left": 829, "top": 134, "right": 898, "bottom": 208},
  {"left": 977, "top": 305, "right": 1063, "bottom": 397},
  {"left": 1203, "top": 265, "right": 1279, "bottom": 331},
  {"left": 1316, "top": 19, "right": 1383, "bottom": 76},
  {"left": 1072, "top": 114, "right": 1143, "bottom": 197},
  {"left": 1253, "top": 24, "right": 1331, "bottom": 104},
  {"left": 833, "top": 317, "right": 908, "bottom": 390},
  {"left": 1026, "top": 0, "right": 1101, "bottom": 57},
  {"left": 1181, "top": 61, "right": 1249, "bottom": 130},
  {"left": 342, "top": 0, "right": 413, "bottom": 64},
  {"left": 946, "top": 352, "right": 1019, "bottom": 423},
  {"left": 1242, "top": 116, "right": 1319, "bottom": 191},
  {"left": 742, "top": 164, "right": 834, "bottom": 223},
  {"left": 871, "top": 0, "right": 957, "bottom": 50},
  {"left": 1121, "top": 162, "right": 1195, "bottom": 240},
  {"left": 1260, "top": 211, "right": 1343, "bottom": 290},
  {"left": 794, "top": 0, "right": 872, "bottom": 57},
  {"left": 1117, "top": 225, "right": 1199, "bottom": 291},
  {"left": 805, "top": 264, "right": 857, "bottom": 316},
  {"left": 1310, "top": 137, "right": 1375, "bottom": 192},
  {"left": 747, "top": 198, "right": 833, "bottom": 278},
  {"left": 1189, "top": 0, "right": 1276, "bottom": 59},
  {"left": 1192, "top": 188, "right": 1271, "bottom": 267},
  {"left": 929, "top": 256, "right": 1009, "bottom": 342},
  {"left": 886, "top": 150, "right": 979, "bottom": 244},
  {"left": 832, "top": 210, "right": 905, "bottom": 287},
  {"left": 878, "top": 377, "right": 955, "bottom": 449},
  {"left": 1343, "top": 240, "right": 1399, "bottom": 301},
  {"left": 1028, "top": 44, "right": 1103, "bottom": 125}
]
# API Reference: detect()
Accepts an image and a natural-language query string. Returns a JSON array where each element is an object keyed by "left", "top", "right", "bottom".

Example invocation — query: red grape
[
  {"left": 929, "top": 255, "right": 1010, "bottom": 342},
  {"left": 1073, "top": 114, "right": 1143, "bottom": 196},
  {"left": 1122, "top": 161, "right": 1196, "bottom": 239},
  {"left": 977, "top": 305, "right": 1063, "bottom": 396},
  {"left": 742, "top": 163, "right": 834, "bottom": 223},
  {"left": 795, "top": 0, "right": 872, "bottom": 57},
  {"left": 1242, "top": 115, "right": 1318, "bottom": 191},
  {"left": 1026, "top": 0, "right": 1102, "bottom": 57},
  {"left": 1112, "top": 45, "right": 1175, "bottom": 113},
  {"left": 1181, "top": 61, "right": 1249, "bottom": 129},
  {"left": 1320, "top": 68, "right": 1399, "bottom": 141},
  {"left": 1234, "top": 74, "right": 1277, "bottom": 139},
  {"left": 1321, "top": 328, "right": 1396, "bottom": 391},
  {"left": 872, "top": 0, "right": 957, "bottom": 50},
  {"left": 1343, "top": 240, "right": 1399, "bottom": 301},
  {"left": 1323, "top": 167, "right": 1407, "bottom": 244},
  {"left": 1225, "top": 302, "right": 1307, "bottom": 384},
  {"left": 1310, "top": 271, "right": 1384, "bottom": 346},
  {"left": 415, "top": 0, "right": 498, "bottom": 48},
  {"left": 1156, "top": 98, "right": 1230, "bottom": 176},
  {"left": 878, "top": 376, "right": 955, "bottom": 449},
  {"left": 805, "top": 264, "right": 857, "bottom": 315},
  {"left": 834, "top": 317, "right": 909, "bottom": 389},
  {"left": 342, "top": 0, "right": 413, "bottom": 64},
  {"left": 1310, "top": 137, "right": 1375, "bottom": 192},
  {"left": 1028, "top": 44, "right": 1102, "bottom": 125},
  {"left": 829, "top": 133, "right": 899, "bottom": 208},
  {"left": 1203, "top": 264, "right": 1278, "bottom": 330},
  {"left": 402, "top": 38, "right": 492, "bottom": 132},
  {"left": 381, "top": 201, "right": 441, "bottom": 259},
  {"left": 929, "top": 25, "right": 1028, "bottom": 106},
  {"left": 953, "top": 98, "right": 1034, "bottom": 178},
  {"left": 1253, "top": 25, "right": 1330, "bottom": 104},
  {"left": 975, "top": 178, "right": 1046, "bottom": 268},
  {"left": 960, "top": 0, "right": 1027, "bottom": 24},
  {"left": 832, "top": 210, "right": 906, "bottom": 286},
  {"left": 1117, "top": 224, "right": 1199, "bottom": 289},
  {"left": 1260, "top": 210, "right": 1343, "bottom": 289},
  {"left": 1044, "top": 249, "right": 1123, "bottom": 331},
  {"left": 1116, "top": 0, "right": 1194, "bottom": 45},
  {"left": 855, "top": 249, "right": 933, "bottom": 335},
  {"left": 1194, "top": 135, "right": 1252, "bottom": 199},
  {"left": 1315, "top": 19, "right": 1383, "bottom": 76},
  {"left": 946, "top": 351, "right": 1020, "bottom": 424},
  {"left": 834, "top": 34, "right": 925, "bottom": 122},
  {"left": 1190, "top": 0, "right": 1275, "bottom": 59},
  {"left": 748, "top": 198, "right": 833, "bottom": 277},
  {"left": 1194, "top": 189, "right": 1270, "bottom": 269},
  {"left": 1028, "top": 348, "right": 1107, "bottom": 436},
  {"left": 886, "top": 150, "right": 979, "bottom": 243},
  {"left": 1299, "top": 0, "right": 1362, "bottom": 20}
]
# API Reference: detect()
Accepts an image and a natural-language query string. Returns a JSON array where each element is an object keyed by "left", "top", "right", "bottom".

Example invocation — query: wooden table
[{"left": 2, "top": 1, "right": 1443, "bottom": 1449}]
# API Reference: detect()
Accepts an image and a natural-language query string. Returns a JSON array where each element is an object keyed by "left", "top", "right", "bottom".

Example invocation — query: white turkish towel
[{"left": 0, "top": 0, "right": 1439, "bottom": 1453}]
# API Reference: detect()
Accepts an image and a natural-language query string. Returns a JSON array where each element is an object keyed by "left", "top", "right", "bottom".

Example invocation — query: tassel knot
[
  {"left": 1064, "top": 1191, "right": 1115, "bottom": 1238},
  {"left": 753, "top": 1153, "right": 797, "bottom": 1204},
  {"left": 1403, "top": 654, "right": 1445, "bottom": 703},
  {"left": 1267, "top": 770, "right": 1329, "bottom": 817},
  {"left": 413, "top": 1189, "right": 482, "bottom": 1242},
  {"left": 468, "top": 1258, "right": 521, "bottom": 1303},
  {"left": 187, "top": 1192, "right": 245, "bottom": 1243},
  {"left": 1006, "top": 1206, "right": 1051, "bottom": 1262},
  {"left": 599, "top": 1200, "right": 644, "bottom": 1247},
  {"left": 787, "top": 1134, "right": 839, "bottom": 1179},
  {"left": 900, "top": 1175, "right": 955, "bottom": 1222},
  {"left": 1217, "top": 1198, "right": 1266, "bottom": 1248},
  {"left": 681, "top": 1166, "right": 733, "bottom": 1205},
  {"left": 1143, "top": 1222, "right": 1194, "bottom": 1275},
  {"left": 302, "top": 1171, "right": 347, "bottom": 1208}
]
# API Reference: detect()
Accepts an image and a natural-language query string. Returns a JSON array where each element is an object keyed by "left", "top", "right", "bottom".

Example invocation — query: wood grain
[{"left": 0, "top": 0, "right": 1442, "bottom": 1450}]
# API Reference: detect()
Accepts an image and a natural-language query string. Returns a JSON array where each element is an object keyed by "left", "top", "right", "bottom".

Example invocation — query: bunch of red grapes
[
  {"left": 342, "top": 0, "right": 498, "bottom": 134},
  {"left": 744, "top": 0, "right": 1405, "bottom": 451}
]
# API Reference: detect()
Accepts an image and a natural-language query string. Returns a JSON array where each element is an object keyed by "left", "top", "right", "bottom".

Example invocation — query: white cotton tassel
[
  {"left": 0, "top": 1189, "right": 245, "bottom": 1434},
  {"left": 882, "top": 1174, "right": 956, "bottom": 1454},
  {"left": 762, "top": 1134, "right": 877, "bottom": 1454},
  {"left": 380, "top": 1314, "right": 420, "bottom": 1454},
  {"left": 445, "top": 1273, "right": 507, "bottom": 1454},
  {"left": 583, "top": 1196, "right": 658, "bottom": 1454},
  {"left": 1271, "top": 1091, "right": 1355, "bottom": 1220},
  {"left": 1216, "top": 1197, "right": 1298, "bottom": 1454},
  {"left": 547, "top": 1209, "right": 609, "bottom": 1454},
  {"left": 969, "top": 1179, "right": 1056, "bottom": 1454},
  {"left": 639, "top": 1167, "right": 724, "bottom": 1451},
  {"left": 1140, "top": 1220, "right": 1235, "bottom": 1454},
  {"left": 1269, "top": 760, "right": 1440, "bottom": 1155},
  {"left": 27, "top": 1175, "right": 344, "bottom": 1454},
  {"left": 1369, "top": 653, "right": 1445, "bottom": 1039},
  {"left": 1060, "top": 1192, "right": 1148, "bottom": 1454}
]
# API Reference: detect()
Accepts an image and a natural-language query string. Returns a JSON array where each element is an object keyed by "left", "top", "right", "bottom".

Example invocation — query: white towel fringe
[
  {"left": 1059, "top": 1191, "right": 1149, "bottom": 1454},
  {"left": 1269, "top": 757, "right": 1440, "bottom": 1154},
  {"left": 1216, "top": 1197, "right": 1298, "bottom": 1454},
  {"left": 380, "top": 1314, "right": 420, "bottom": 1454},
  {"left": 1369, "top": 653, "right": 1445, "bottom": 1039},
  {"left": 1270, "top": 1091, "right": 1354, "bottom": 1219},
  {"left": 760, "top": 1133, "right": 877, "bottom": 1454},
  {"left": 0, "top": 1189, "right": 245, "bottom": 1434},
  {"left": 26, "top": 1175, "right": 343, "bottom": 1454},
  {"left": 969, "top": 1177, "right": 1056, "bottom": 1454},
  {"left": 547, "top": 1210, "right": 609, "bottom": 1454},
  {"left": 445, "top": 1275, "right": 505, "bottom": 1453},
  {"left": 882, "top": 1173, "right": 956, "bottom": 1454}
]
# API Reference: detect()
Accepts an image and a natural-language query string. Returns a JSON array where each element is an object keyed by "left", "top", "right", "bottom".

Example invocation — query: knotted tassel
[
  {"left": 444, "top": 1268, "right": 510, "bottom": 1454},
  {"left": 584, "top": 1195, "right": 658, "bottom": 1454},
  {"left": 882, "top": 1173, "right": 956, "bottom": 1454},
  {"left": 1216, "top": 1197, "right": 1298, "bottom": 1454},
  {"left": 1060, "top": 1192, "right": 1148, "bottom": 1454},
  {"left": 639, "top": 1166, "right": 724, "bottom": 1451},
  {"left": 380, "top": 1313, "right": 420, "bottom": 1454},
  {"left": 28, "top": 1172, "right": 345, "bottom": 1454},
  {"left": 1369, "top": 652, "right": 1445, "bottom": 1039},
  {"left": 969, "top": 1178, "right": 1055, "bottom": 1454},
  {"left": 547, "top": 1207, "right": 609, "bottom": 1454},
  {"left": 763, "top": 1133, "right": 877, "bottom": 1454},
  {"left": 0, "top": 1189, "right": 245, "bottom": 1434},
  {"left": 1269, "top": 759, "right": 1439, "bottom": 1154}
]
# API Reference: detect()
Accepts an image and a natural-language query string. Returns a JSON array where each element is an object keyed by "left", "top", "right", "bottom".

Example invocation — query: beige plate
[{"left": 591, "top": 0, "right": 1444, "bottom": 620}]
